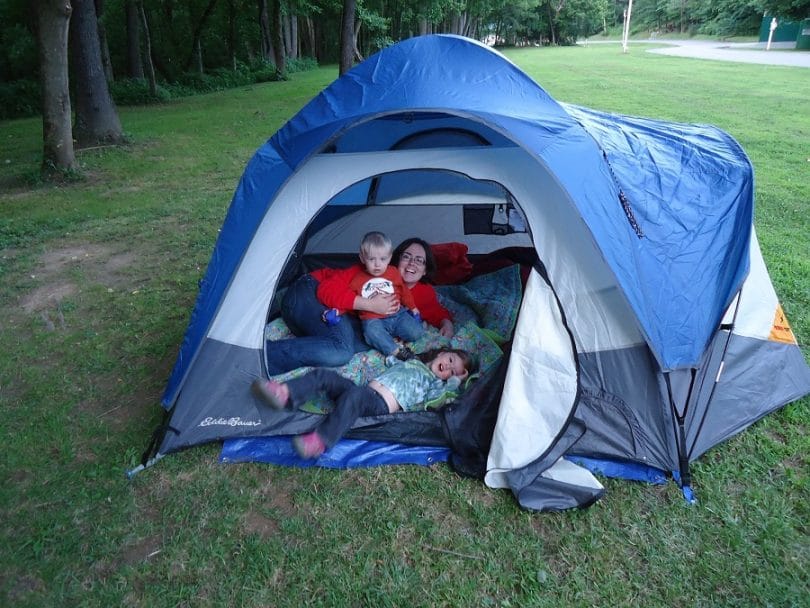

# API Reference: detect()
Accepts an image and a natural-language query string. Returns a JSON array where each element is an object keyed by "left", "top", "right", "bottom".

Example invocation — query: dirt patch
[
  {"left": 117, "top": 534, "right": 164, "bottom": 567},
  {"left": 18, "top": 243, "right": 139, "bottom": 315},
  {"left": 40, "top": 244, "right": 110, "bottom": 274},
  {"left": 20, "top": 282, "right": 77, "bottom": 314},
  {"left": 259, "top": 478, "right": 297, "bottom": 517},
  {"left": 244, "top": 509, "right": 280, "bottom": 539}
]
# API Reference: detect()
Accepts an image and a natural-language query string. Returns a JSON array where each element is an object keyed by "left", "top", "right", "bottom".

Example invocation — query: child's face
[
  {"left": 360, "top": 244, "right": 392, "bottom": 277},
  {"left": 430, "top": 352, "right": 469, "bottom": 381}
]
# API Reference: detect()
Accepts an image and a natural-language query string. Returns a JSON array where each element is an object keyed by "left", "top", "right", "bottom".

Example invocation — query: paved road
[{"left": 581, "top": 39, "right": 810, "bottom": 68}]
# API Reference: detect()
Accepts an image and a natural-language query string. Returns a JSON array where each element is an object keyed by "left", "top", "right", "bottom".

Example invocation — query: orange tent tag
[{"left": 769, "top": 304, "right": 797, "bottom": 344}]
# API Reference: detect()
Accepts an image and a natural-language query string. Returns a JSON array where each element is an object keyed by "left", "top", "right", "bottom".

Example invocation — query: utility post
[{"left": 767, "top": 17, "right": 778, "bottom": 51}]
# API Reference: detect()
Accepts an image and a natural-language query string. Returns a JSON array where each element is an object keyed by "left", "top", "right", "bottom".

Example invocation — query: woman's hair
[
  {"left": 392, "top": 237, "right": 437, "bottom": 283},
  {"left": 417, "top": 348, "right": 476, "bottom": 375}
]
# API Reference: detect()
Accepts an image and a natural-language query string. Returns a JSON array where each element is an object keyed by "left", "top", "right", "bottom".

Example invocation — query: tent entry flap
[{"left": 486, "top": 270, "right": 578, "bottom": 485}]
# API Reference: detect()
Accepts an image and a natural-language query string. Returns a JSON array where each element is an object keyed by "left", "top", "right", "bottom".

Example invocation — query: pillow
[{"left": 430, "top": 242, "right": 473, "bottom": 285}]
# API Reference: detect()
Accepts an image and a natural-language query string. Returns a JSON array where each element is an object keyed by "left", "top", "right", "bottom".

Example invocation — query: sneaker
[
  {"left": 321, "top": 308, "right": 341, "bottom": 326},
  {"left": 396, "top": 346, "right": 415, "bottom": 361},
  {"left": 293, "top": 431, "right": 326, "bottom": 459},
  {"left": 251, "top": 379, "right": 289, "bottom": 410}
]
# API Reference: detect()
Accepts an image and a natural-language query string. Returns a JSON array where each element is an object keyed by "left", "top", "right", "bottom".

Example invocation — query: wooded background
[
  {"left": 2, "top": 0, "right": 807, "bottom": 177},
  {"left": 5, "top": 1, "right": 807, "bottom": 87}
]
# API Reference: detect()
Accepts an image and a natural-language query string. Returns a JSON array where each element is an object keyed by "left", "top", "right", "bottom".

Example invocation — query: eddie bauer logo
[{"left": 199, "top": 416, "right": 261, "bottom": 427}]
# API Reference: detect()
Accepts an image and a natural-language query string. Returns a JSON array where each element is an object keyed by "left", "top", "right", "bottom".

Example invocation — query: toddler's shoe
[
  {"left": 293, "top": 431, "right": 326, "bottom": 459},
  {"left": 251, "top": 379, "right": 289, "bottom": 410},
  {"left": 396, "top": 346, "right": 415, "bottom": 361},
  {"left": 322, "top": 308, "right": 341, "bottom": 326}
]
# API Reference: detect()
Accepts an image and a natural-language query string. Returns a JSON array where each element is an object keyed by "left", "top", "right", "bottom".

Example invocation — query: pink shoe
[
  {"left": 251, "top": 379, "right": 289, "bottom": 410},
  {"left": 293, "top": 431, "right": 326, "bottom": 459}
]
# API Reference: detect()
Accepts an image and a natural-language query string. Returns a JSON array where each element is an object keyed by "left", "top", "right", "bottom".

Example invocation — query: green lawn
[{"left": 1, "top": 45, "right": 808, "bottom": 607}]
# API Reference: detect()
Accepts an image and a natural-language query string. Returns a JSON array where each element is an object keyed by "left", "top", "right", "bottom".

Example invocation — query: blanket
[{"left": 263, "top": 264, "right": 522, "bottom": 413}]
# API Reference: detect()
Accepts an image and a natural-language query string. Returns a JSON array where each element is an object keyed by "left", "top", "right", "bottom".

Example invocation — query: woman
[
  {"left": 264, "top": 237, "right": 455, "bottom": 375},
  {"left": 391, "top": 237, "right": 455, "bottom": 338}
]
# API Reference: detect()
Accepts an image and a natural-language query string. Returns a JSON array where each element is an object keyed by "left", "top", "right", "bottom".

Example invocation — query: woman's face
[{"left": 397, "top": 243, "right": 427, "bottom": 287}]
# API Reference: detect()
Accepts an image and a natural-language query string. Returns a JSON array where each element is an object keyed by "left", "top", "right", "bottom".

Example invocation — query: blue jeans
[
  {"left": 362, "top": 308, "right": 425, "bottom": 356},
  {"left": 264, "top": 275, "right": 368, "bottom": 375},
  {"left": 287, "top": 369, "right": 389, "bottom": 448}
]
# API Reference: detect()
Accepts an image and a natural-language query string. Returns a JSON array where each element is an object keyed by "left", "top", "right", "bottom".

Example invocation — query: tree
[
  {"left": 35, "top": 0, "right": 78, "bottom": 176},
  {"left": 70, "top": 0, "right": 124, "bottom": 146},
  {"left": 339, "top": 0, "right": 355, "bottom": 74},
  {"left": 759, "top": 0, "right": 810, "bottom": 20},
  {"left": 257, "top": 0, "right": 275, "bottom": 61},
  {"left": 94, "top": 0, "right": 113, "bottom": 81},
  {"left": 271, "top": 0, "right": 285, "bottom": 72},
  {"left": 125, "top": 0, "right": 144, "bottom": 78},
  {"left": 139, "top": 1, "right": 158, "bottom": 95}
]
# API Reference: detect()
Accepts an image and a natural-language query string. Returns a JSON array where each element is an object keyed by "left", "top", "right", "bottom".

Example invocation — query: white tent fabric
[
  {"left": 209, "top": 146, "right": 645, "bottom": 356},
  {"left": 486, "top": 271, "right": 584, "bottom": 487}
]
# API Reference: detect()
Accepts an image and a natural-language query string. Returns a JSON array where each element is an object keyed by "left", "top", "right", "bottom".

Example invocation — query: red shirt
[
  {"left": 347, "top": 266, "right": 415, "bottom": 320},
  {"left": 313, "top": 265, "right": 451, "bottom": 328}
]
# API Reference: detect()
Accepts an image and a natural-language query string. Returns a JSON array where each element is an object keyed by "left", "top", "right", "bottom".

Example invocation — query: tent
[{"left": 136, "top": 35, "right": 810, "bottom": 511}]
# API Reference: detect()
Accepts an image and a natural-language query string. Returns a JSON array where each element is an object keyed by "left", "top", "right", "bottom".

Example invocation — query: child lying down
[{"left": 252, "top": 348, "right": 475, "bottom": 459}]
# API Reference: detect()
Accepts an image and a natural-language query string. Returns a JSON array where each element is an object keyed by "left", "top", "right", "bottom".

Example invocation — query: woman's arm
[{"left": 411, "top": 283, "right": 454, "bottom": 337}]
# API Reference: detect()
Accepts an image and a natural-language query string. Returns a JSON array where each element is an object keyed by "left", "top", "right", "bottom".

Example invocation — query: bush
[
  {"left": 0, "top": 79, "right": 39, "bottom": 120},
  {"left": 0, "top": 56, "right": 319, "bottom": 119},
  {"left": 109, "top": 78, "right": 171, "bottom": 107},
  {"left": 284, "top": 56, "right": 319, "bottom": 74}
]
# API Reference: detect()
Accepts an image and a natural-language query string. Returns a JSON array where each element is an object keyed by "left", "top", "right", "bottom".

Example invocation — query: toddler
[{"left": 252, "top": 348, "right": 474, "bottom": 459}]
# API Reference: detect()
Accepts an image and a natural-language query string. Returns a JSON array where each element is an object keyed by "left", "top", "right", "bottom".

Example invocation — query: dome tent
[{"left": 135, "top": 35, "right": 810, "bottom": 511}]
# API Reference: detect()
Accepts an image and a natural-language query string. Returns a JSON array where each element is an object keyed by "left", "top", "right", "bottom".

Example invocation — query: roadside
[{"left": 581, "top": 39, "right": 810, "bottom": 68}]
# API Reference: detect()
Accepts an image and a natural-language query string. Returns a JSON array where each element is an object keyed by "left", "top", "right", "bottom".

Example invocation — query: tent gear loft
[{"left": 136, "top": 35, "right": 810, "bottom": 511}]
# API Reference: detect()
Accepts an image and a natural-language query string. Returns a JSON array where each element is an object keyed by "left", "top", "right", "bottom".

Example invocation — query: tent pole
[
  {"left": 686, "top": 290, "right": 743, "bottom": 460},
  {"left": 664, "top": 370, "right": 698, "bottom": 504}
]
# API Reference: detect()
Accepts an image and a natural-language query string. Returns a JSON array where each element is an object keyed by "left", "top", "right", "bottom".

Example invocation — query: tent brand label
[
  {"left": 199, "top": 416, "right": 261, "bottom": 428},
  {"left": 769, "top": 304, "right": 797, "bottom": 344}
]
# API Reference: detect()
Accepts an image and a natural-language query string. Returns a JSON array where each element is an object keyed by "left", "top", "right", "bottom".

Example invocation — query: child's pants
[
  {"left": 362, "top": 308, "right": 424, "bottom": 356},
  {"left": 286, "top": 369, "right": 390, "bottom": 447}
]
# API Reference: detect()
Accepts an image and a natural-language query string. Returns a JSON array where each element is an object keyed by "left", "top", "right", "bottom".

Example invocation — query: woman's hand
[
  {"left": 355, "top": 292, "right": 400, "bottom": 316},
  {"left": 439, "top": 319, "right": 455, "bottom": 338}
]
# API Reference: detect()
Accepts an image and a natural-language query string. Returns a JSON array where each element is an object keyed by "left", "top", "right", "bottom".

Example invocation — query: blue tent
[{"left": 140, "top": 35, "right": 809, "bottom": 511}]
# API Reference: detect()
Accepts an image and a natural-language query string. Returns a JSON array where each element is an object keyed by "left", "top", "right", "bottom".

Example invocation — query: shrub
[
  {"left": 0, "top": 79, "right": 39, "bottom": 120},
  {"left": 284, "top": 56, "right": 319, "bottom": 74},
  {"left": 109, "top": 78, "right": 171, "bottom": 107}
]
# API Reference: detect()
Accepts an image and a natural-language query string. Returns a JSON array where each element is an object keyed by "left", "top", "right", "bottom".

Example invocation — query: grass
[{"left": 1, "top": 45, "right": 808, "bottom": 607}]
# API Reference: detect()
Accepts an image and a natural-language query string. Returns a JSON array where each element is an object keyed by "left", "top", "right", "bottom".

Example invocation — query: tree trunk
[
  {"left": 125, "top": 0, "right": 143, "bottom": 78},
  {"left": 94, "top": 0, "right": 113, "bottom": 82},
  {"left": 70, "top": 0, "right": 124, "bottom": 147},
  {"left": 183, "top": 0, "right": 219, "bottom": 72},
  {"left": 227, "top": 0, "right": 237, "bottom": 68},
  {"left": 138, "top": 2, "right": 156, "bottom": 95},
  {"left": 36, "top": 0, "right": 78, "bottom": 176},
  {"left": 271, "top": 0, "right": 285, "bottom": 73},
  {"left": 257, "top": 0, "right": 273, "bottom": 62},
  {"left": 546, "top": 1, "right": 557, "bottom": 45},
  {"left": 289, "top": 14, "right": 298, "bottom": 60},
  {"left": 352, "top": 18, "right": 363, "bottom": 62},
  {"left": 418, "top": 18, "right": 428, "bottom": 36},
  {"left": 339, "top": 0, "right": 355, "bottom": 75},
  {"left": 282, "top": 14, "right": 292, "bottom": 58},
  {"left": 303, "top": 15, "right": 315, "bottom": 59}
]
